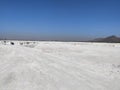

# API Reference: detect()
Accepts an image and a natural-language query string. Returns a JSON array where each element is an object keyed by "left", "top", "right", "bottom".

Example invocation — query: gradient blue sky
[{"left": 0, "top": 0, "right": 120, "bottom": 40}]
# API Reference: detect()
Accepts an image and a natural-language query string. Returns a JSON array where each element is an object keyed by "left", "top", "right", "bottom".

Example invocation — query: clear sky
[{"left": 0, "top": 0, "right": 120, "bottom": 40}]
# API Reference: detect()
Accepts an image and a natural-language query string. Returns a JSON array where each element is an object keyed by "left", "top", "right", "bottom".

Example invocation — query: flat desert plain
[{"left": 0, "top": 41, "right": 120, "bottom": 90}]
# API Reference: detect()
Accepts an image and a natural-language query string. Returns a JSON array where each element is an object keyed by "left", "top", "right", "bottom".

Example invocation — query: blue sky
[{"left": 0, "top": 0, "right": 120, "bottom": 40}]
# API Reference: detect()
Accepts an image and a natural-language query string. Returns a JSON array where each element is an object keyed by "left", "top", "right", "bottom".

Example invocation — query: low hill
[{"left": 93, "top": 35, "right": 120, "bottom": 43}]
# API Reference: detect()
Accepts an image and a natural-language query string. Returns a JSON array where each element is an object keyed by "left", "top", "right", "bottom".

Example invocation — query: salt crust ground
[{"left": 0, "top": 41, "right": 120, "bottom": 90}]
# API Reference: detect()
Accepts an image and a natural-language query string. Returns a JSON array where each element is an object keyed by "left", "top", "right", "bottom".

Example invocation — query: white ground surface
[{"left": 0, "top": 41, "right": 120, "bottom": 90}]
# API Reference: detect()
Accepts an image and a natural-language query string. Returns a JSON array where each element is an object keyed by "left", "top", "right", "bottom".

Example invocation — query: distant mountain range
[
  {"left": 92, "top": 35, "right": 120, "bottom": 43},
  {"left": 1, "top": 35, "right": 120, "bottom": 43}
]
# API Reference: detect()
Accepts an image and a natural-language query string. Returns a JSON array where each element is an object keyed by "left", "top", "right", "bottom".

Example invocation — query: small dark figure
[
  {"left": 20, "top": 42, "right": 23, "bottom": 45},
  {"left": 3, "top": 41, "right": 6, "bottom": 45},
  {"left": 26, "top": 42, "right": 30, "bottom": 44},
  {"left": 11, "top": 42, "right": 14, "bottom": 45}
]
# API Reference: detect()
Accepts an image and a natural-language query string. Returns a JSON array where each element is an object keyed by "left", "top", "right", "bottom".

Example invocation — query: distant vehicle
[{"left": 11, "top": 42, "right": 14, "bottom": 45}]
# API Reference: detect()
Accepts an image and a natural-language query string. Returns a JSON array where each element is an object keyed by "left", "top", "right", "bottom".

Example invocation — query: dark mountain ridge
[{"left": 93, "top": 35, "right": 120, "bottom": 43}]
